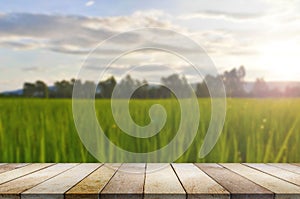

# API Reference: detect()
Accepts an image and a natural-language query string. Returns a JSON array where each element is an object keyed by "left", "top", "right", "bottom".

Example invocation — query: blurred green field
[{"left": 0, "top": 98, "right": 299, "bottom": 162}]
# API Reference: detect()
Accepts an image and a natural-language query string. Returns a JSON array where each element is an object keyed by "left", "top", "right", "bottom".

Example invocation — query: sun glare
[{"left": 258, "top": 41, "right": 300, "bottom": 81}]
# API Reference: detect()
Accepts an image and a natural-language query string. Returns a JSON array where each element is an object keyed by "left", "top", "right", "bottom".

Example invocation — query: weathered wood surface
[
  {"left": 222, "top": 163, "right": 300, "bottom": 199},
  {"left": 0, "top": 163, "right": 29, "bottom": 174},
  {"left": 0, "top": 163, "right": 298, "bottom": 199},
  {"left": 0, "top": 164, "right": 77, "bottom": 199},
  {"left": 197, "top": 163, "right": 273, "bottom": 199},
  {"left": 0, "top": 163, "right": 53, "bottom": 185},
  {"left": 144, "top": 164, "right": 185, "bottom": 199},
  {"left": 101, "top": 163, "right": 145, "bottom": 199},
  {"left": 245, "top": 163, "right": 300, "bottom": 186},
  {"left": 269, "top": 163, "right": 300, "bottom": 175},
  {"left": 172, "top": 163, "right": 229, "bottom": 199},
  {"left": 22, "top": 164, "right": 100, "bottom": 199},
  {"left": 66, "top": 164, "right": 120, "bottom": 199}
]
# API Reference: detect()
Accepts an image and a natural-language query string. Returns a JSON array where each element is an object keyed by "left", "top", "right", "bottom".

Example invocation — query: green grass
[{"left": 0, "top": 98, "right": 299, "bottom": 162}]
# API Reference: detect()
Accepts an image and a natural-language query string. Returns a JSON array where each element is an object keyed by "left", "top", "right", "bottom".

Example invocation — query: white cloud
[
  {"left": 85, "top": 1, "right": 95, "bottom": 7},
  {"left": 0, "top": 11, "right": 186, "bottom": 55},
  {"left": 178, "top": 10, "right": 265, "bottom": 21},
  {"left": 0, "top": 7, "right": 299, "bottom": 84},
  {"left": 0, "top": 10, "right": 278, "bottom": 58},
  {"left": 22, "top": 66, "right": 46, "bottom": 72}
]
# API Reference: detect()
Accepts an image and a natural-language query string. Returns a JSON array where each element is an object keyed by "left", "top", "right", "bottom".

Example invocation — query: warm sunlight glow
[{"left": 258, "top": 41, "right": 300, "bottom": 80}]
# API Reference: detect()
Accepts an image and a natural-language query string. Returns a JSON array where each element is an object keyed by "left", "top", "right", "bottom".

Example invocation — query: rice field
[{"left": 0, "top": 98, "right": 299, "bottom": 163}]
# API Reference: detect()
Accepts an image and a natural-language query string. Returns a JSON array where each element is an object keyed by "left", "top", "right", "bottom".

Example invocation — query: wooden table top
[{"left": 0, "top": 163, "right": 299, "bottom": 198}]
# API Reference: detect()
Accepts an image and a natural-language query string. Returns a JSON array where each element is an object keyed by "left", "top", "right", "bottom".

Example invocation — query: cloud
[
  {"left": 0, "top": 10, "right": 267, "bottom": 58},
  {"left": 188, "top": 28, "right": 264, "bottom": 56},
  {"left": 179, "top": 10, "right": 265, "bottom": 21},
  {"left": 0, "top": 11, "right": 180, "bottom": 55},
  {"left": 85, "top": 1, "right": 95, "bottom": 7},
  {"left": 21, "top": 66, "right": 45, "bottom": 72},
  {"left": 0, "top": 40, "right": 40, "bottom": 50},
  {"left": 132, "top": 64, "right": 171, "bottom": 72}
]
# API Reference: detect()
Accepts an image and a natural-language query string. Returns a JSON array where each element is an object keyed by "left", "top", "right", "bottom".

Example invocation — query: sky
[{"left": 0, "top": 0, "right": 300, "bottom": 92}]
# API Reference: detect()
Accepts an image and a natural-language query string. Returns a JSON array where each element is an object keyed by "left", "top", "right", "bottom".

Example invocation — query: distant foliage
[
  {"left": 20, "top": 74, "right": 194, "bottom": 99},
  {"left": 23, "top": 81, "right": 48, "bottom": 98},
  {"left": 1, "top": 66, "right": 298, "bottom": 98}
]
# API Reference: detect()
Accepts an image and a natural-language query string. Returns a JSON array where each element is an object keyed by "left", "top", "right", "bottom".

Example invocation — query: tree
[
  {"left": 285, "top": 86, "right": 300, "bottom": 97},
  {"left": 35, "top": 81, "right": 49, "bottom": 98},
  {"left": 251, "top": 78, "right": 269, "bottom": 97},
  {"left": 97, "top": 76, "right": 117, "bottom": 98},
  {"left": 161, "top": 74, "right": 192, "bottom": 98},
  {"left": 197, "top": 74, "right": 225, "bottom": 98},
  {"left": 53, "top": 80, "right": 74, "bottom": 98},
  {"left": 115, "top": 75, "right": 144, "bottom": 98},
  {"left": 196, "top": 82, "right": 209, "bottom": 97},
  {"left": 23, "top": 83, "right": 36, "bottom": 97},
  {"left": 132, "top": 79, "right": 149, "bottom": 99},
  {"left": 222, "top": 66, "right": 246, "bottom": 97},
  {"left": 269, "top": 88, "right": 283, "bottom": 98}
]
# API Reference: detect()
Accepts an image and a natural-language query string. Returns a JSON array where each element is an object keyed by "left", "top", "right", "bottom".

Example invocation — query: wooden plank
[
  {"left": 268, "top": 164, "right": 300, "bottom": 175},
  {"left": 0, "top": 163, "right": 53, "bottom": 185},
  {"left": 0, "top": 164, "right": 7, "bottom": 171},
  {"left": 66, "top": 164, "right": 121, "bottom": 199},
  {"left": 22, "top": 163, "right": 100, "bottom": 199},
  {"left": 0, "top": 164, "right": 29, "bottom": 174},
  {"left": 221, "top": 163, "right": 300, "bottom": 198},
  {"left": 0, "top": 164, "right": 77, "bottom": 199},
  {"left": 172, "top": 163, "right": 229, "bottom": 199},
  {"left": 196, "top": 163, "right": 273, "bottom": 199},
  {"left": 0, "top": 163, "right": 297, "bottom": 198},
  {"left": 292, "top": 163, "right": 300, "bottom": 167},
  {"left": 101, "top": 163, "right": 145, "bottom": 199},
  {"left": 245, "top": 163, "right": 300, "bottom": 186},
  {"left": 144, "top": 163, "right": 185, "bottom": 199}
]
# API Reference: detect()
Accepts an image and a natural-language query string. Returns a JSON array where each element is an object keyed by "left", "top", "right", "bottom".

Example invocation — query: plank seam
[
  {"left": 19, "top": 163, "right": 79, "bottom": 195},
  {"left": 62, "top": 163, "right": 102, "bottom": 195},
  {"left": 142, "top": 163, "right": 147, "bottom": 199},
  {"left": 0, "top": 163, "right": 8, "bottom": 167},
  {"left": 267, "top": 163, "right": 300, "bottom": 175},
  {"left": 95, "top": 164, "right": 114, "bottom": 194},
  {"left": 195, "top": 163, "right": 232, "bottom": 197},
  {"left": 291, "top": 163, "right": 300, "bottom": 168},
  {"left": 0, "top": 163, "right": 32, "bottom": 178},
  {"left": 0, "top": 163, "right": 54, "bottom": 186},
  {"left": 99, "top": 163, "right": 123, "bottom": 196},
  {"left": 170, "top": 164, "right": 188, "bottom": 199},
  {"left": 0, "top": 163, "right": 30, "bottom": 175},
  {"left": 242, "top": 163, "right": 300, "bottom": 188},
  {"left": 221, "top": 163, "right": 276, "bottom": 195}
]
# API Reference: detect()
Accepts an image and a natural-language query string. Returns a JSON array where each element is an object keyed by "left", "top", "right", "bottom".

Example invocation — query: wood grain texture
[
  {"left": 0, "top": 164, "right": 29, "bottom": 174},
  {"left": 22, "top": 164, "right": 100, "bottom": 199},
  {"left": 245, "top": 163, "right": 300, "bottom": 186},
  {"left": 269, "top": 163, "right": 300, "bottom": 175},
  {"left": 197, "top": 163, "right": 273, "bottom": 199},
  {"left": 144, "top": 164, "right": 185, "bottom": 199},
  {"left": 0, "top": 164, "right": 77, "bottom": 199},
  {"left": 101, "top": 163, "right": 145, "bottom": 199},
  {"left": 0, "top": 163, "right": 298, "bottom": 198},
  {"left": 222, "top": 163, "right": 300, "bottom": 198},
  {"left": 66, "top": 164, "right": 121, "bottom": 199},
  {"left": 0, "top": 164, "right": 53, "bottom": 185},
  {"left": 172, "top": 163, "right": 229, "bottom": 199}
]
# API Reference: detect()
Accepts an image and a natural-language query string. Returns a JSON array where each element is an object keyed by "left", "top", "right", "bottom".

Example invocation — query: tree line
[
  {"left": 2, "top": 66, "right": 300, "bottom": 98},
  {"left": 21, "top": 74, "right": 194, "bottom": 99}
]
